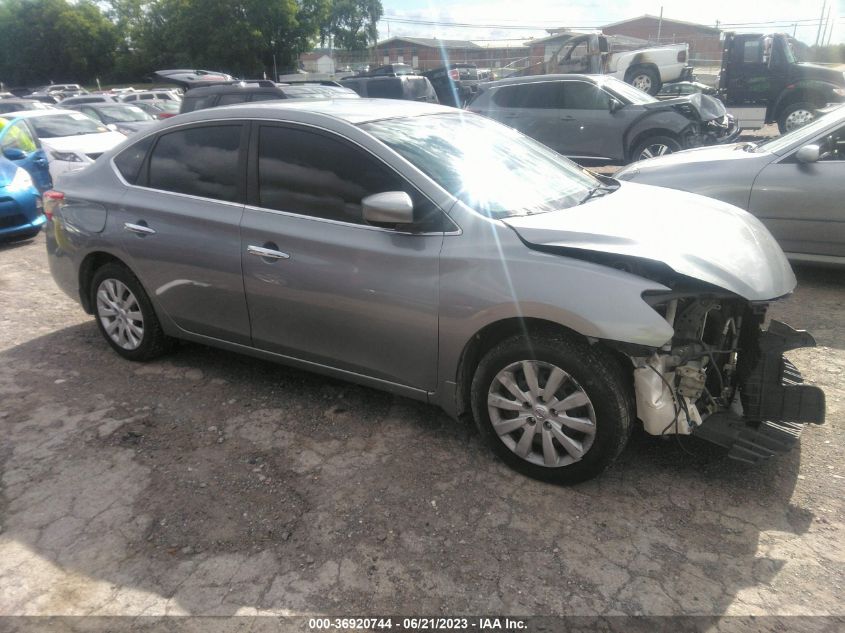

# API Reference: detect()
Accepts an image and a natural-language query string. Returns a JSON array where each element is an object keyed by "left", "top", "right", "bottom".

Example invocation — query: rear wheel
[
  {"left": 626, "top": 67, "right": 661, "bottom": 95},
  {"left": 91, "top": 263, "right": 173, "bottom": 361},
  {"left": 470, "top": 333, "right": 632, "bottom": 485},
  {"left": 631, "top": 135, "right": 682, "bottom": 162},
  {"left": 777, "top": 102, "right": 816, "bottom": 134}
]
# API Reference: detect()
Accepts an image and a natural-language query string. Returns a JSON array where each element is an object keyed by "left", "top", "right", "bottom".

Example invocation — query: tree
[
  {"left": 322, "top": 0, "right": 382, "bottom": 51},
  {"left": 0, "top": 0, "right": 118, "bottom": 85}
]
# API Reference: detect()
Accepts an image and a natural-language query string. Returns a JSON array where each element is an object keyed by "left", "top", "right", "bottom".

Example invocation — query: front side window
[
  {"left": 148, "top": 125, "right": 242, "bottom": 202},
  {"left": 257, "top": 125, "right": 442, "bottom": 228},
  {"left": 564, "top": 81, "right": 610, "bottom": 110}
]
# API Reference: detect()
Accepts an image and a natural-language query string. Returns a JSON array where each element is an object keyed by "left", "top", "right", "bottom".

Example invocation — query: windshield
[
  {"left": 600, "top": 77, "right": 658, "bottom": 104},
  {"left": 756, "top": 105, "right": 845, "bottom": 153},
  {"left": 28, "top": 113, "right": 107, "bottom": 138},
  {"left": 96, "top": 105, "right": 153, "bottom": 122},
  {"left": 363, "top": 113, "right": 600, "bottom": 218}
]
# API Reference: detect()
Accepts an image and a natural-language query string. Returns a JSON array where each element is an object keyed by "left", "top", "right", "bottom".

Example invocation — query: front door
[
  {"left": 240, "top": 123, "right": 444, "bottom": 390},
  {"left": 749, "top": 122, "right": 845, "bottom": 258},
  {"left": 0, "top": 120, "right": 52, "bottom": 191},
  {"left": 725, "top": 35, "right": 772, "bottom": 106},
  {"left": 117, "top": 123, "right": 252, "bottom": 344}
]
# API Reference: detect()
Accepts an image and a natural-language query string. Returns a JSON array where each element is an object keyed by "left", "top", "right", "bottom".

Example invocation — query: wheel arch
[
  {"left": 78, "top": 251, "right": 132, "bottom": 314},
  {"left": 454, "top": 317, "right": 633, "bottom": 420},
  {"left": 625, "top": 127, "right": 682, "bottom": 163}
]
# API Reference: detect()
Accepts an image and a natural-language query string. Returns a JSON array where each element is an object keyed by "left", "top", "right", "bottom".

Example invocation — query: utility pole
[
  {"left": 822, "top": 5, "right": 832, "bottom": 46},
  {"left": 815, "top": 1, "right": 826, "bottom": 46},
  {"left": 657, "top": 6, "right": 663, "bottom": 42}
]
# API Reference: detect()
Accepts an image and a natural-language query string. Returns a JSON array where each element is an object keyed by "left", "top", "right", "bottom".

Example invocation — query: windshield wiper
[{"left": 579, "top": 185, "right": 616, "bottom": 205}]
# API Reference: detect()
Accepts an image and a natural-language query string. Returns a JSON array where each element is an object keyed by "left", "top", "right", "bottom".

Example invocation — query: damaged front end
[
  {"left": 645, "top": 93, "right": 742, "bottom": 147},
  {"left": 632, "top": 292, "right": 825, "bottom": 463}
]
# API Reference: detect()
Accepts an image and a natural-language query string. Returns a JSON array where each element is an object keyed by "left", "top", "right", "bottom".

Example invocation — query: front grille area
[{"left": 0, "top": 213, "right": 27, "bottom": 229}]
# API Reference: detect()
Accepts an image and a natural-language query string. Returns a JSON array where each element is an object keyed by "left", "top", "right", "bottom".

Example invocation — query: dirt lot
[{"left": 0, "top": 231, "right": 843, "bottom": 622}]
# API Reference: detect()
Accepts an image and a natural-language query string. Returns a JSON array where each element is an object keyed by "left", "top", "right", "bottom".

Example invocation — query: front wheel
[
  {"left": 631, "top": 135, "right": 682, "bottom": 163},
  {"left": 470, "top": 334, "right": 632, "bottom": 485}
]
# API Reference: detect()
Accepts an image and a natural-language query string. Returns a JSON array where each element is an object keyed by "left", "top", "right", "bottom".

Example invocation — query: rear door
[
  {"left": 116, "top": 123, "right": 252, "bottom": 343},
  {"left": 749, "top": 122, "right": 845, "bottom": 258},
  {"left": 486, "top": 82, "right": 569, "bottom": 154},
  {"left": 239, "top": 122, "right": 446, "bottom": 390}
]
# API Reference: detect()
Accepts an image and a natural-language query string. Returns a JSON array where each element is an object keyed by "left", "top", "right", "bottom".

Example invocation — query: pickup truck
[
  {"left": 550, "top": 32, "right": 692, "bottom": 95},
  {"left": 718, "top": 32, "right": 845, "bottom": 132}
]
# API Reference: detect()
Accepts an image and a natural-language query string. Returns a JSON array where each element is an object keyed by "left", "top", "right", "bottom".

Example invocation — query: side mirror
[
  {"left": 609, "top": 98, "right": 623, "bottom": 113},
  {"left": 362, "top": 191, "right": 414, "bottom": 225},
  {"left": 2, "top": 147, "right": 27, "bottom": 160},
  {"left": 796, "top": 144, "right": 820, "bottom": 164}
]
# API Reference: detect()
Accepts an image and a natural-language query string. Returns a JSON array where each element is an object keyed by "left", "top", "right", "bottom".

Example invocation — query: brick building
[
  {"left": 601, "top": 15, "right": 723, "bottom": 63},
  {"left": 370, "top": 37, "right": 530, "bottom": 72}
]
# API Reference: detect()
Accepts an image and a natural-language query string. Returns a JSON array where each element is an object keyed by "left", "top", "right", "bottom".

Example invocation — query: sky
[{"left": 378, "top": 0, "right": 843, "bottom": 46}]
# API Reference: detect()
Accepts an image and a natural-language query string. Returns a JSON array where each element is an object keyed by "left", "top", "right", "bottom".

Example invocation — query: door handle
[
  {"left": 560, "top": 116, "right": 576, "bottom": 121},
  {"left": 124, "top": 222, "right": 156, "bottom": 236},
  {"left": 247, "top": 244, "right": 290, "bottom": 260}
]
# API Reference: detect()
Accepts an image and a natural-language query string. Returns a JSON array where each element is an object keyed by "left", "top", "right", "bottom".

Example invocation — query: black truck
[{"left": 719, "top": 32, "right": 845, "bottom": 132}]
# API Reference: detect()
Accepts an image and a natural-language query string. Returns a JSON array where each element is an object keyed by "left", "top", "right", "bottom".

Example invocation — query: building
[
  {"left": 299, "top": 51, "right": 335, "bottom": 74},
  {"left": 371, "top": 37, "right": 531, "bottom": 72},
  {"left": 601, "top": 15, "right": 722, "bottom": 63}
]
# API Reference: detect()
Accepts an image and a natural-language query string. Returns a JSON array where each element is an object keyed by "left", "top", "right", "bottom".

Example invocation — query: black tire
[
  {"left": 470, "top": 333, "right": 632, "bottom": 485},
  {"left": 777, "top": 101, "right": 816, "bottom": 134},
  {"left": 626, "top": 66, "right": 661, "bottom": 95},
  {"left": 90, "top": 263, "right": 173, "bottom": 361},
  {"left": 631, "top": 135, "right": 682, "bottom": 163}
]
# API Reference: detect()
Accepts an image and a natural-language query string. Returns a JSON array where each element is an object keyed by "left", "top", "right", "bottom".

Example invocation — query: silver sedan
[{"left": 616, "top": 105, "right": 845, "bottom": 265}]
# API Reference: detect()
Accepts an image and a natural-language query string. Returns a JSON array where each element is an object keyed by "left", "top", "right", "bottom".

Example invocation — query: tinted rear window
[
  {"left": 148, "top": 125, "right": 242, "bottom": 202},
  {"left": 114, "top": 135, "right": 154, "bottom": 184}
]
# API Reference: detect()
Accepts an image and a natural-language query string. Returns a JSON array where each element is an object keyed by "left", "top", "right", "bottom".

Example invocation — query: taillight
[
  {"left": 158, "top": 113, "right": 175, "bottom": 119},
  {"left": 677, "top": 50, "right": 687, "bottom": 63},
  {"left": 449, "top": 68, "right": 460, "bottom": 81},
  {"left": 43, "top": 190, "right": 65, "bottom": 220}
]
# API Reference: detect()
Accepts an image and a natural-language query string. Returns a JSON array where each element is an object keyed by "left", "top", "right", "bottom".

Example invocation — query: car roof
[
  {"left": 174, "top": 98, "right": 453, "bottom": 125},
  {"left": 484, "top": 74, "right": 601, "bottom": 87},
  {"left": 1, "top": 109, "right": 77, "bottom": 120},
  {"left": 185, "top": 82, "right": 279, "bottom": 96}
]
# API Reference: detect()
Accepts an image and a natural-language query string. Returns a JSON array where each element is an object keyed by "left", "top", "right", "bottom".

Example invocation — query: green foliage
[
  {"left": 0, "top": 0, "right": 382, "bottom": 86},
  {"left": 0, "top": 0, "right": 119, "bottom": 85},
  {"left": 804, "top": 44, "right": 845, "bottom": 65}
]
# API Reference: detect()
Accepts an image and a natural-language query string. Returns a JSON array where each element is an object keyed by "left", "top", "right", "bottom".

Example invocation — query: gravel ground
[{"left": 0, "top": 229, "right": 842, "bottom": 621}]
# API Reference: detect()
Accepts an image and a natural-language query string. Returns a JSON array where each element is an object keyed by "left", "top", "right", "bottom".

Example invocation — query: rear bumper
[
  {"left": 693, "top": 321, "right": 825, "bottom": 464},
  {"left": 0, "top": 188, "right": 45, "bottom": 238}
]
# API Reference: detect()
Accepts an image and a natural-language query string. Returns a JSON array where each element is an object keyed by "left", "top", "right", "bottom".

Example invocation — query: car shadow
[{"left": 0, "top": 320, "right": 818, "bottom": 616}]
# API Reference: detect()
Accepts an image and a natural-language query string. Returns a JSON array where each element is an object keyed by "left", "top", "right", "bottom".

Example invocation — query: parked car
[
  {"left": 120, "top": 90, "right": 182, "bottom": 104},
  {"left": 152, "top": 69, "right": 235, "bottom": 90},
  {"left": 360, "top": 64, "right": 416, "bottom": 77},
  {"left": 616, "top": 105, "right": 845, "bottom": 264},
  {"left": 0, "top": 116, "right": 53, "bottom": 191},
  {"left": 0, "top": 156, "right": 45, "bottom": 240},
  {"left": 274, "top": 84, "right": 359, "bottom": 100},
  {"left": 43, "top": 99, "right": 824, "bottom": 484},
  {"left": 468, "top": 74, "right": 740, "bottom": 164},
  {"left": 422, "top": 63, "right": 481, "bottom": 107},
  {"left": 179, "top": 80, "right": 288, "bottom": 113},
  {"left": 21, "top": 94, "right": 60, "bottom": 105},
  {"left": 130, "top": 100, "right": 181, "bottom": 119},
  {"left": 341, "top": 74, "right": 438, "bottom": 103},
  {"left": 656, "top": 81, "right": 718, "bottom": 100},
  {"left": 60, "top": 95, "right": 120, "bottom": 107},
  {"left": 30, "top": 84, "right": 88, "bottom": 100},
  {"left": 0, "top": 110, "right": 125, "bottom": 182},
  {"left": 0, "top": 99, "right": 56, "bottom": 115},
  {"left": 63, "top": 103, "right": 158, "bottom": 136}
]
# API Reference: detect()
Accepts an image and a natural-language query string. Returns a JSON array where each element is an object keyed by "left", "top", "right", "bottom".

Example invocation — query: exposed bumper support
[{"left": 694, "top": 321, "right": 825, "bottom": 464}]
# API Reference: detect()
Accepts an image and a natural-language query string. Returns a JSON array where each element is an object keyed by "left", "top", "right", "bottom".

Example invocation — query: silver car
[
  {"left": 616, "top": 105, "right": 845, "bottom": 264},
  {"left": 45, "top": 100, "right": 825, "bottom": 484}
]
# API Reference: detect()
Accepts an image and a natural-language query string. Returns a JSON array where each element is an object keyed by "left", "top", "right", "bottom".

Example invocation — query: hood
[
  {"left": 642, "top": 93, "right": 726, "bottom": 122},
  {"left": 789, "top": 63, "right": 845, "bottom": 86},
  {"left": 616, "top": 142, "right": 767, "bottom": 174},
  {"left": 502, "top": 181, "right": 795, "bottom": 301},
  {"left": 41, "top": 132, "right": 126, "bottom": 154}
]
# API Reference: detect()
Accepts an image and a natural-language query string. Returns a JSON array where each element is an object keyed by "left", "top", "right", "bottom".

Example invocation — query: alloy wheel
[
  {"left": 784, "top": 109, "right": 814, "bottom": 132},
  {"left": 487, "top": 360, "right": 597, "bottom": 467},
  {"left": 96, "top": 278, "right": 144, "bottom": 350},
  {"left": 638, "top": 143, "right": 673, "bottom": 160}
]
